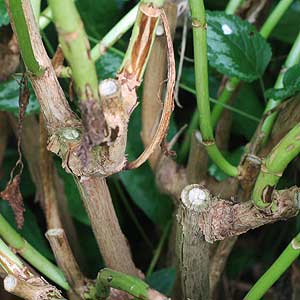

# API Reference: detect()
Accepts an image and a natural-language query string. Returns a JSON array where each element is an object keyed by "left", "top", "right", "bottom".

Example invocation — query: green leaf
[
  {"left": 207, "top": 11, "right": 272, "bottom": 82},
  {"left": 146, "top": 268, "right": 176, "bottom": 296},
  {"left": 96, "top": 49, "right": 123, "bottom": 80},
  {"left": 55, "top": 160, "right": 90, "bottom": 226},
  {"left": 0, "top": 0, "right": 9, "bottom": 27},
  {"left": 119, "top": 106, "right": 173, "bottom": 227},
  {"left": 264, "top": 65, "right": 300, "bottom": 100},
  {"left": 0, "top": 79, "right": 40, "bottom": 115},
  {"left": 271, "top": 2, "right": 300, "bottom": 44}
]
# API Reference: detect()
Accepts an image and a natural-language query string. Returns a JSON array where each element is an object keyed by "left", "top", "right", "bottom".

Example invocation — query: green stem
[
  {"left": 259, "top": 0, "right": 294, "bottom": 39},
  {"left": 225, "top": 0, "right": 243, "bottom": 15},
  {"left": 188, "top": 0, "right": 238, "bottom": 177},
  {"left": 211, "top": 77, "right": 240, "bottom": 128},
  {"left": 146, "top": 221, "right": 171, "bottom": 277},
  {"left": 0, "top": 213, "right": 69, "bottom": 290},
  {"left": 95, "top": 268, "right": 151, "bottom": 299},
  {"left": 178, "top": 83, "right": 260, "bottom": 162},
  {"left": 7, "top": 0, "right": 44, "bottom": 76},
  {"left": 39, "top": 5, "right": 52, "bottom": 30},
  {"left": 244, "top": 233, "right": 300, "bottom": 300},
  {"left": 260, "top": 30, "right": 300, "bottom": 145},
  {"left": 90, "top": 4, "right": 138, "bottom": 62},
  {"left": 178, "top": 110, "right": 199, "bottom": 162},
  {"left": 210, "top": 0, "right": 293, "bottom": 127},
  {"left": 252, "top": 123, "right": 300, "bottom": 208},
  {"left": 0, "top": 238, "right": 25, "bottom": 275},
  {"left": 48, "top": 0, "right": 99, "bottom": 103}
]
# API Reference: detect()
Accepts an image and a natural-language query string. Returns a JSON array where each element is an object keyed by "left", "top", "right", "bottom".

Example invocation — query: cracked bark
[{"left": 200, "top": 187, "right": 300, "bottom": 243}]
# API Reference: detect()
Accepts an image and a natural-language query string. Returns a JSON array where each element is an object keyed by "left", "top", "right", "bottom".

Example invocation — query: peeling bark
[{"left": 200, "top": 187, "right": 300, "bottom": 243}]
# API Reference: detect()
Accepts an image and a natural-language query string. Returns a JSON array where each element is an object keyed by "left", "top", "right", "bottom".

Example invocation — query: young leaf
[
  {"left": 264, "top": 65, "right": 300, "bottom": 100},
  {"left": 0, "top": 0, "right": 9, "bottom": 27},
  {"left": 206, "top": 11, "right": 272, "bottom": 82},
  {"left": 0, "top": 79, "right": 39, "bottom": 115}
]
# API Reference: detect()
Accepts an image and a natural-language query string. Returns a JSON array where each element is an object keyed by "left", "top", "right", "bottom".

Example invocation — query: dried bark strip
[
  {"left": 141, "top": 1, "right": 177, "bottom": 170},
  {"left": 126, "top": 7, "right": 176, "bottom": 170}
]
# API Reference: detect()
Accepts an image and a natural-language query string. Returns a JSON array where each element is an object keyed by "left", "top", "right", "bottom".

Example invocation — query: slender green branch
[
  {"left": 146, "top": 221, "right": 171, "bottom": 277},
  {"left": 210, "top": 0, "right": 293, "bottom": 127},
  {"left": 178, "top": 110, "right": 198, "bottom": 162},
  {"left": 178, "top": 83, "right": 260, "bottom": 161},
  {"left": 90, "top": 4, "right": 138, "bottom": 62},
  {"left": 252, "top": 123, "right": 300, "bottom": 208},
  {"left": 40, "top": 2, "right": 137, "bottom": 71},
  {"left": 48, "top": 0, "right": 99, "bottom": 103},
  {"left": 188, "top": 0, "right": 238, "bottom": 177},
  {"left": 260, "top": 30, "right": 300, "bottom": 144},
  {"left": 39, "top": 5, "right": 52, "bottom": 29},
  {"left": 6, "top": 0, "right": 44, "bottom": 76},
  {"left": 211, "top": 77, "right": 240, "bottom": 128},
  {"left": 0, "top": 214, "right": 69, "bottom": 290},
  {"left": 259, "top": 0, "right": 294, "bottom": 39},
  {"left": 244, "top": 233, "right": 300, "bottom": 300},
  {"left": 225, "top": 0, "right": 243, "bottom": 15}
]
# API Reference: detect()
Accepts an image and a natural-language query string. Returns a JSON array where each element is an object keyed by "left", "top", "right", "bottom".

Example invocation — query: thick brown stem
[
  {"left": 75, "top": 176, "right": 138, "bottom": 276},
  {"left": 141, "top": 1, "right": 177, "bottom": 170},
  {"left": 199, "top": 187, "right": 300, "bottom": 243},
  {"left": 176, "top": 185, "right": 210, "bottom": 300}
]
